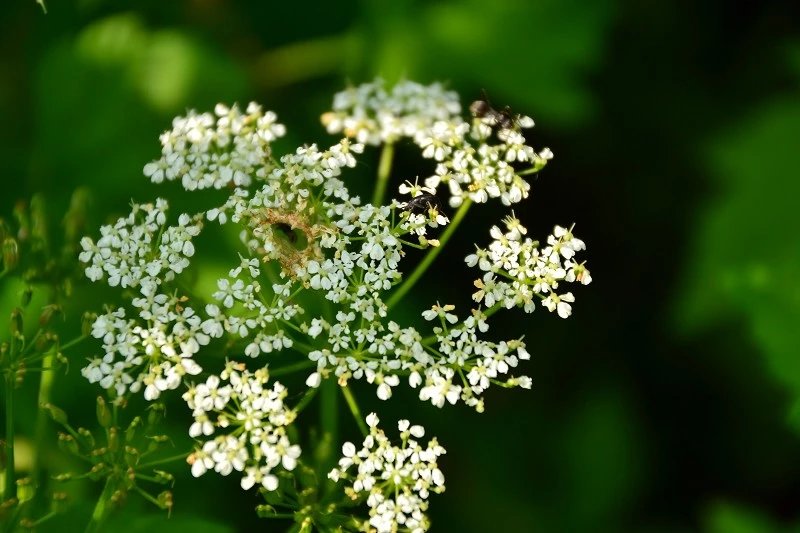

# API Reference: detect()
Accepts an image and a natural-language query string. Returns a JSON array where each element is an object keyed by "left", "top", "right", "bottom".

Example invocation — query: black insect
[
  {"left": 402, "top": 193, "right": 442, "bottom": 216},
  {"left": 469, "top": 92, "right": 531, "bottom": 133}
]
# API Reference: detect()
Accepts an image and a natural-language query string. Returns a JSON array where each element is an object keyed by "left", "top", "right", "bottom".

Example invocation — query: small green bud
[
  {"left": 43, "top": 403, "right": 68, "bottom": 425},
  {"left": 296, "top": 464, "right": 317, "bottom": 489},
  {"left": 81, "top": 312, "right": 95, "bottom": 337},
  {"left": 78, "top": 427, "right": 95, "bottom": 448},
  {"left": 147, "top": 402, "right": 165, "bottom": 427},
  {"left": 39, "top": 304, "right": 62, "bottom": 327},
  {"left": 124, "top": 446, "right": 140, "bottom": 467},
  {"left": 52, "top": 473, "right": 73, "bottom": 482},
  {"left": 51, "top": 491, "right": 68, "bottom": 513},
  {"left": 88, "top": 463, "right": 106, "bottom": 480},
  {"left": 10, "top": 307, "right": 23, "bottom": 336},
  {"left": 146, "top": 435, "right": 169, "bottom": 454},
  {"left": 157, "top": 490, "right": 173, "bottom": 511},
  {"left": 96, "top": 397, "right": 111, "bottom": 428},
  {"left": 17, "top": 477, "right": 34, "bottom": 503},
  {"left": 125, "top": 416, "right": 142, "bottom": 443},
  {"left": 153, "top": 470, "right": 174, "bottom": 484},
  {"left": 35, "top": 331, "right": 56, "bottom": 352},
  {"left": 256, "top": 504, "right": 278, "bottom": 518},
  {"left": 57, "top": 434, "right": 79, "bottom": 456},
  {"left": 20, "top": 287, "right": 33, "bottom": 307},
  {"left": 108, "top": 427, "right": 119, "bottom": 452},
  {"left": 110, "top": 488, "right": 126, "bottom": 505},
  {"left": 3, "top": 237, "right": 19, "bottom": 270}
]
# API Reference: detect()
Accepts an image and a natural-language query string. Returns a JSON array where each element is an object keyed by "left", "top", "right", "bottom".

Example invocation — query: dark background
[{"left": 1, "top": 0, "right": 799, "bottom": 531}]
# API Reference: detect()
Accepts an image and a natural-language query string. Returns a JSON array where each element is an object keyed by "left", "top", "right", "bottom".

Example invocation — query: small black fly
[
  {"left": 402, "top": 193, "right": 442, "bottom": 216},
  {"left": 469, "top": 91, "right": 532, "bottom": 134}
]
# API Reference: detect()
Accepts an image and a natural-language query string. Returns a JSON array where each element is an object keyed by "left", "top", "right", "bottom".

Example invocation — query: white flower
[
  {"left": 183, "top": 362, "right": 301, "bottom": 492},
  {"left": 329, "top": 415, "right": 445, "bottom": 532}
]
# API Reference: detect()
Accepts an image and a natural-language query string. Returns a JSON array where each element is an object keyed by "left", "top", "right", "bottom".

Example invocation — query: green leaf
[
  {"left": 704, "top": 501, "right": 786, "bottom": 533},
  {"left": 676, "top": 96, "right": 800, "bottom": 431}
]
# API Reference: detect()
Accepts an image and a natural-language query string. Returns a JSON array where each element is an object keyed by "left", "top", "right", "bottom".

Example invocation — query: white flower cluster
[
  {"left": 417, "top": 112, "right": 553, "bottom": 208},
  {"left": 328, "top": 413, "right": 445, "bottom": 533},
  {"left": 466, "top": 216, "right": 592, "bottom": 318},
  {"left": 79, "top": 200, "right": 208, "bottom": 399},
  {"left": 184, "top": 362, "right": 301, "bottom": 492},
  {"left": 321, "top": 78, "right": 553, "bottom": 208},
  {"left": 201, "top": 256, "right": 302, "bottom": 359},
  {"left": 143, "top": 102, "right": 286, "bottom": 191},
  {"left": 321, "top": 79, "right": 461, "bottom": 145}
]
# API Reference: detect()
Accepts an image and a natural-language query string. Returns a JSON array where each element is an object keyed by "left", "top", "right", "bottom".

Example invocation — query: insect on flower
[
  {"left": 469, "top": 92, "right": 534, "bottom": 136},
  {"left": 402, "top": 193, "right": 443, "bottom": 216}
]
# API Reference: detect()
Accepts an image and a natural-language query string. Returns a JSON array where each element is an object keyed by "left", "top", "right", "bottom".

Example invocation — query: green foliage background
[{"left": 1, "top": 0, "right": 799, "bottom": 531}]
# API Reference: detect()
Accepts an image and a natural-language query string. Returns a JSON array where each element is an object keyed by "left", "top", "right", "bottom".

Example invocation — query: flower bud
[
  {"left": 35, "top": 331, "right": 56, "bottom": 353},
  {"left": 78, "top": 427, "right": 95, "bottom": 448},
  {"left": 156, "top": 490, "right": 173, "bottom": 511},
  {"left": 108, "top": 427, "right": 119, "bottom": 452},
  {"left": 153, "top": 470, "right": 174, "bottom": 484},
  {"left": 2, "top": 237, "right": 19, "bottom": 270},
  {"left": 20, "top": 287, "right": 32, "bottom": 307},
  {"left": 96, "top": 397, "right": 111, "bottom": 428},
  {"left": 125, "top": 416, "right": 142, "bottom": 443},
  {"left": 81, "top": 312, "right": 95, "bottom": 337},
  {"left": 124, "top": 446, "right": 140, "bottom": 467},
  {"left": 39, "top": 304, "right": 62, "bottom": 327},
  {"left": 146, "top": 403, "right": 165, "bottom": 427},
  {"left": 10, "top": 307, "right": 23, "bottom": 337},
  {"left": 88, "top": 463, "right": 106, "bottom": 480},
  {"left": 51, "top": 491, "right": 68, "bottom": 513},
  {"left": 57, "top": 434, "right": 79, "bottom": 456},
  {"left": 43, "top": 403, "right": 68, "bottom": 425},
  {"left": 256, "top": 504, "right": 277, "bottom": 518},
  {"left": 16, "top": 477, "right": 34, "bottom": 503}
]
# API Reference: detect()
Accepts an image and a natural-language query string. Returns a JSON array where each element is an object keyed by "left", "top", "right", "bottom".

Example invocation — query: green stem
[
  {"left": 386, "top": 198, "right": 473, "bottom": 309},
  {"left": 59, "top": 335, "right": 87, "bottom": 353},
  {"left": 31, "top": 349, "right": 56, "bottom": 504},
  {"left": 371, "top": 142, "right": 395, "bottom": 207},
  {"left": 340, "top": 386, "right": 368, "bottom": 437},
  {"left": 320, "top": 379, "right": 338, "bottom": 443},
  {"left": 85, "top": 477, "right": 115, "bottom": 533},
  {"left": 270, "top": 360, "right": 316, "bottom": 377},
  {"left": 319, "top": 378, "right": 339, "bottom": 498},
  {"left": 294, "top": 386, "right": 319, "bottom": 414},
  {"left": 139, "top": 452, "right": 190, "bottom": 469},
  {"left": 3, "top": 373, "right": 15, "bottom": 500}
]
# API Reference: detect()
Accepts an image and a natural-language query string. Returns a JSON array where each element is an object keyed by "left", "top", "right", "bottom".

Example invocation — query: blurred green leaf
[
  {"left": 361, "top": 0, "right": 616, "bottom": 127},
  {"left": 32, "top": 13, "right": 247, "bottom": 202},
  {"left": 676, "top": 96, "right": 800, "bottom": 430},
  {"left": 704, "top": 501, "right": 788, "bottom": 533}
]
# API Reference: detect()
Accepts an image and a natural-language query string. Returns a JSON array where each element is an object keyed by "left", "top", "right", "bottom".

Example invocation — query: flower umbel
[
  {"left": 328, "top": 413, "right": 445, "bottom": 533},
  {"left": 74, "top": 78, "right": 592, "bottom": 527},
  {"left": 184, "top": 361, "right": 301, "bottom": 492}
]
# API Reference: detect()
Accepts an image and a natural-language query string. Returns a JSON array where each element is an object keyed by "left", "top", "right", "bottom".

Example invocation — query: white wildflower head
[
  {"left": 79, "top": 200, "right": 207, "bottom": 400},
  {"left": 328, "top": 413, "right": 445, "bottom": 533},
  {"left": 466, "top": 218, "right": 591, "bottom": 318},
  {"left": 321, "top": 79, "right": 461, "bottom": 145},
  {"left": 184, "top": 361, "right": 300, "bottom": 492},
  {"left": 143, "top": 102, "right": 285, "bottom": 191}
]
